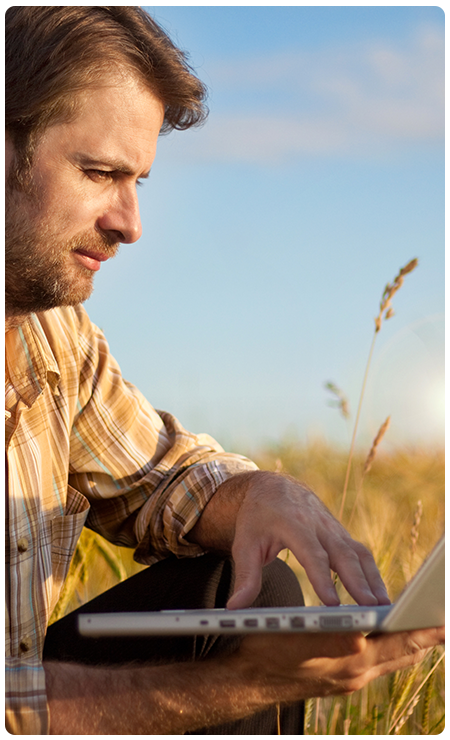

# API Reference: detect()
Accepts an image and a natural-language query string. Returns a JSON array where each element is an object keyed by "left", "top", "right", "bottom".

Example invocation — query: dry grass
[
  {"left": 374, "top": 259, "right": 418, "bottom": 334},
  {"left": 362, "top": 416, "right": 391, "bottom": 476},
  {"left": 339, "top": 258, "right": 419, "bottom": 521},
  {"left": 251, "top": 439, "right": 445, "bottom": 735},
  {"left": 53, "top": 440, "right": 444, "bottom": 734}
]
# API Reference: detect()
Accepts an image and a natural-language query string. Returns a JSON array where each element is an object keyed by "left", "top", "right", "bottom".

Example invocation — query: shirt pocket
[{"left": 50, "top": 485, "right": 90, "bottom": 614}]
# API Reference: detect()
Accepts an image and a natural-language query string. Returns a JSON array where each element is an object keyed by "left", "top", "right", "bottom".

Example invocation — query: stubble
[{"left": 5, "top": 176, "right": 118, "bottom": 318}]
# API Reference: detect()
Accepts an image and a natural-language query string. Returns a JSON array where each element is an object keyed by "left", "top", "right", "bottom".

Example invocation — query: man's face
[{"left": 5, "top": 76, "right": 164, "bottom": 318}]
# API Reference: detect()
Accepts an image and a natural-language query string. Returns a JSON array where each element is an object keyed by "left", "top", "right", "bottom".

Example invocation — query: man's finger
[
  {"left": 319, "top": 534, "right": 388, "bottom": 605},
  {"left": 353, "top": 543, "right": 391, "bottom": 604},
  {"left": 227, "top": 544, "right": 263, "bottom": 609},
  {"left": 289, "top": 541, "right": 341, "bottom": 606}
]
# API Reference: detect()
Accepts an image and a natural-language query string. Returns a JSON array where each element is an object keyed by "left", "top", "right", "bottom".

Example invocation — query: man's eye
[{"left": 87, "top": 170, "right": 113, "bottom": 181}]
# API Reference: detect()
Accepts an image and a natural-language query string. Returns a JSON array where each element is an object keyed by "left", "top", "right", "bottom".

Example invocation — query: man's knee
[
  {"left": 255, "top": 557, "right": 305, "bottom": 609},
  {"left": 173, "top": 553, "right": 304, "bottom": 609},
  {"left": 112, "top": 552, "right": 305, "bottom": 611}
]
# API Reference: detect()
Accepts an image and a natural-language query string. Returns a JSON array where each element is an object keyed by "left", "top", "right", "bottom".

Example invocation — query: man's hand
[
  {"left": 189, "top": 470, "right": 390, "bottom": 609},
  {"left": 233, "top": 626, "right": 445, "bottom": 702}
]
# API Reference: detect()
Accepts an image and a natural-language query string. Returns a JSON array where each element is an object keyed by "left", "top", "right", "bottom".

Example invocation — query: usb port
[
  {"left": 266, "top": 617, "right": 280, "bottom": 629},
  {"left": 243, "top": 618, "right": 259, "bottom": 628},
  {"left": 290, "top": 616, "right": 305, "bottom": 629},
  {"left": 219, "top": 619, "right": 236, "bottom": 628}
]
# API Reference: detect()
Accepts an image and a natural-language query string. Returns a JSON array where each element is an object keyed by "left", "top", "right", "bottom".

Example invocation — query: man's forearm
[
  {"left": 43, "top": 653, "right": 279, "bottom": 735},
  {"left": 44, "top": 625, "right": 445, "bottom": 734}
]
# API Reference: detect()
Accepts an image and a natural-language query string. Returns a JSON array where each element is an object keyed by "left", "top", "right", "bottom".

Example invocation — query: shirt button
[
  {"left": 17, "top": 538, "right": 29, "bottom": 553},
  {"left": 19, "top": 636, "right": 32, "bottom": 653}
]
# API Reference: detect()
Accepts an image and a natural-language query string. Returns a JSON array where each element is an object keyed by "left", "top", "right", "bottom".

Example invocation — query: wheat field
[
  {"left": 252, "top": 439, "right": 445, "bottom": 735},
  {"left": 52, "top": 439, "right": 444, "bottom": 735}
]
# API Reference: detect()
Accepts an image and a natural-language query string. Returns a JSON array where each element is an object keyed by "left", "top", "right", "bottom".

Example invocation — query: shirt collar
[{"left": 5, "top": 313, "right": 61, "bottom": 407}]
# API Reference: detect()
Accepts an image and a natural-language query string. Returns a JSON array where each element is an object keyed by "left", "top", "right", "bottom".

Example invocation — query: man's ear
[{"left": 5, "top": 132, "right": 15, "bottom": 177}]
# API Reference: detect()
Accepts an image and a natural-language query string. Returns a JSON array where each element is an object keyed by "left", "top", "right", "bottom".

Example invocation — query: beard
[{"left": 5, "top": 182, "right": 119, "bottom": 317}]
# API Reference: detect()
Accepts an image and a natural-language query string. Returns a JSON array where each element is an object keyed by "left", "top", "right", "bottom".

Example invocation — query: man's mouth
[{"left": 72, "top": 248, "right": 115, "bottom": 272}]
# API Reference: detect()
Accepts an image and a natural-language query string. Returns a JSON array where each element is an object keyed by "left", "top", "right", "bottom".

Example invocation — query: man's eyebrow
[{"left": 73, "top": 154, "right": 151, "bottom": 179}]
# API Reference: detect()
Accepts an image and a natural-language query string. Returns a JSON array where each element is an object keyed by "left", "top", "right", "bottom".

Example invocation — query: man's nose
[{"left": 97, "top": 186, "right": 143, "bottom": 244}]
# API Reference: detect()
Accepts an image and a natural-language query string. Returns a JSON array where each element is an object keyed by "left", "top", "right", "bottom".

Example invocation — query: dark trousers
[{"left": 44, "top": 554, "right": 305, "bottom": 734}]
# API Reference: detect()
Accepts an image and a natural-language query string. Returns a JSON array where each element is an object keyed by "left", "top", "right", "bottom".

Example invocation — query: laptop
[{"left": 78, "top": 535, "right": 444, "bottom": 637}]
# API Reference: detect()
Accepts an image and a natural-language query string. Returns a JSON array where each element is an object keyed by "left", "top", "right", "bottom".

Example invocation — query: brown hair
[{"left": 6, "top": 6, "right": 208, "bottom": 177}]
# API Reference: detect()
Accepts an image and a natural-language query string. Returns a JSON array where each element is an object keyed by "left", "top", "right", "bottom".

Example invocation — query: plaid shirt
[{"left": 5, "top": 304, "right": 257, "bottom": 734}]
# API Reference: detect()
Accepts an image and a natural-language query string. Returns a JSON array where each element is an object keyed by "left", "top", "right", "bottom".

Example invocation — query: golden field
[{"left": 52, "top": 439, "right": 445, "bottom": 735}]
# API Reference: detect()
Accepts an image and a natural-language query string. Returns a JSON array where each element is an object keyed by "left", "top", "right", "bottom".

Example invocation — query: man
[{"left": 5, "top": 7, "right": 443, "bottom": 735}]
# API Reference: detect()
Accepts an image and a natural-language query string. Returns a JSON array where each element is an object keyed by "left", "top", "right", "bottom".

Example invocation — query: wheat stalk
[
  {"left": 328, "top": 701, "right": 340, "bottom": 734},
  {"left": 388, "top": 650, "right": 445, "bottom": 734},
  {"left": 348, "top": 417, "right": 391, "bottom": 527},
  {"left": 343, "top": 695, "right": 352, "bottom": 735},
  {"left": 324, "top": 381, "right": 350, "bottom": 420},
  {"left": 304, "top": 698, "right": 314, "bottom": 735},
  {"left": 392, "top": 695, "right": 420, "bottom": 734},
  {"left": 410, "top": 499, "right": 423, "bottom": 556},
  {"left": 374, "top": 259, "right": 418, "bottom": 333},
  {"left": 406, "top": 499, "right": 424, "bottom": 578},
  {"left": 338, "top": 259, "right": 418, "bottom": 522},
  {"left": 371, "top": 704, "right": 378, "bottom": 735},
  {"left": 389, "top": 662, "right": 420, "bottom": 724},
  {"left": 385, "top": 670, "right": 401, "bottom": 732},
  {"left": 363, "top": 416, "right": 391, "bottom": 475},
  {"left": 314, "top": 697, "right": 321, "bottom": 734},
  {"left": 421, "top": 648, "right": 437, "bottom": 734}
]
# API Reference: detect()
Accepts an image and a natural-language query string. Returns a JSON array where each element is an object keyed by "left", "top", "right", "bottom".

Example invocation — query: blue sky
[{"left": 85, "top": 6, "right": 444, "bottom": 454}]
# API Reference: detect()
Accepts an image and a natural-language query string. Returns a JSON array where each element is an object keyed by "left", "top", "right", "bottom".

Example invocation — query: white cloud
[{"left": 158, "top": 24, "right": 444, "bottom": 165}]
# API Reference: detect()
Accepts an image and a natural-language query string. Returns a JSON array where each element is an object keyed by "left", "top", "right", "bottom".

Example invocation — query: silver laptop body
[{"left": 78, "top": 535, "right": 444, "bottom": 637}]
